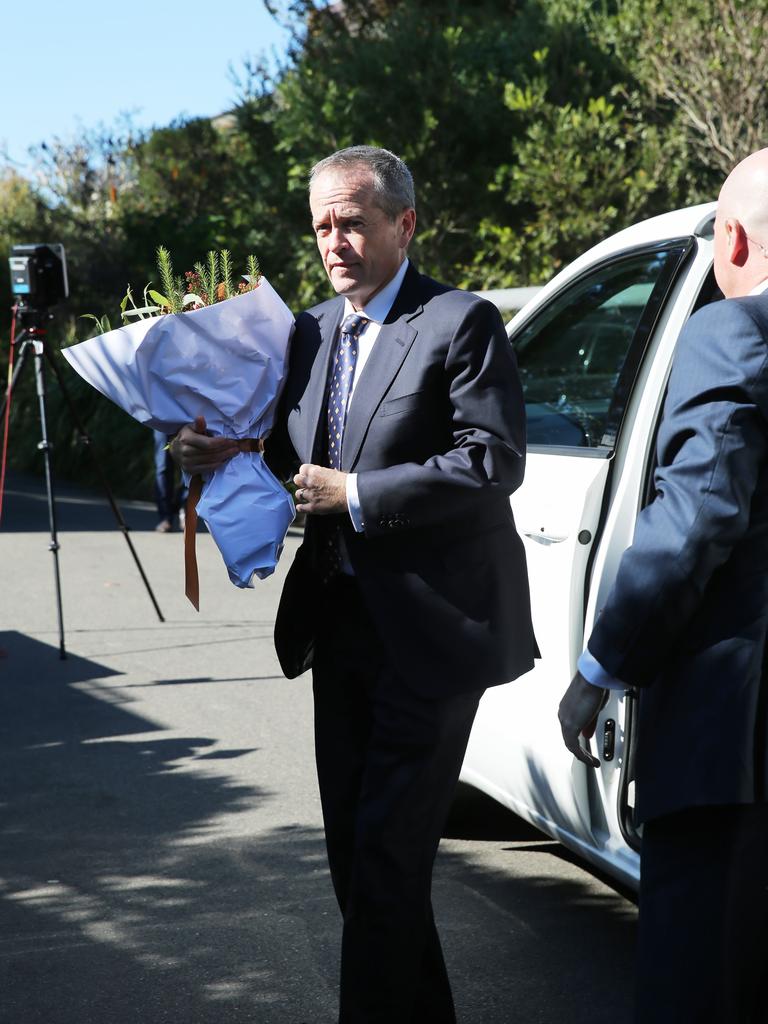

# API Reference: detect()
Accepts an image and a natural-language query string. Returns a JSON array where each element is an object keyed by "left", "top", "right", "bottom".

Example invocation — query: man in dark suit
[
  {"left": 174, "top": 146, "right": 536, "bottom": 1022},
  {"left": 558, "top": 149, "right": 768, "bottom": 1023}
]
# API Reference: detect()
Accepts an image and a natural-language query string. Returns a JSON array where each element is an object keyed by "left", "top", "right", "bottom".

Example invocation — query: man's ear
[
  {"left": 727, "top": 218, "right": 750, "bottom": 268},
  {"left": 398, "top": 208, "right": 416, "bottom": 250}
]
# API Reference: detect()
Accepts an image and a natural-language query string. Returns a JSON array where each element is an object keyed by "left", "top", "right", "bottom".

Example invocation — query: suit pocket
[
  {"left": 379, "top": 391, "right": 424, "bottom": 417},
  {"left": 436, "top": 522, "right": 511, "bottom": 573}
]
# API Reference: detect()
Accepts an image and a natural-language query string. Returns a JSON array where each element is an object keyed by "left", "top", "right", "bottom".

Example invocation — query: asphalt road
[{"left": 0, "top": 470, "right": 637, "bottom": 1024}]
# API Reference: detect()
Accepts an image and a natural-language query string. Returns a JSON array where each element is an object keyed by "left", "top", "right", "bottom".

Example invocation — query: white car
[{"left": 461, "top": 201, "right": 719, "bottom": 889}]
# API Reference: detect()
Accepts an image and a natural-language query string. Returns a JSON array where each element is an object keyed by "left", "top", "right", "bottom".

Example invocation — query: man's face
[{"left": 309, "top": 165, "right": 415, "bottom": 309}]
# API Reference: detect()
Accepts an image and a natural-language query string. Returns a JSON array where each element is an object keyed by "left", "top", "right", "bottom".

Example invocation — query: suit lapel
[
  {"left": 342, "top": 320, "right": 418, "bottom": 471},
  {"left": 342, "top": 266, "right": 424, "bottom": 471},
  {"left": 300, "top": 301, "right": 344, "bottom": 462}
]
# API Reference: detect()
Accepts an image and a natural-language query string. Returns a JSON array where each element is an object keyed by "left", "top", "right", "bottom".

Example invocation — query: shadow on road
[
  {"left": 445, "top": 782, "right": 548, "bottom": 842},
  {"left": 1, "top": 471, "right": 158, "bottom": 533},
  {"left": 0, "top": 630, "right": 339, "bottom": 1023},
  {"left": 0, "top": 630, "right": 635, "bottom": 1023},
  {"left": 439, "top": 782, "right": 636, "bottom": 1023}
]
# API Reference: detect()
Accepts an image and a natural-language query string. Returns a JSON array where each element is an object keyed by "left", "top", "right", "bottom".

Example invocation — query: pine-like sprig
[
  {"left": 155, "top": 246, "right": 184, "bottom": 312},
  {"left": 246, "top": 255, "right": 260, "bottom": 288},
  {"left": 206, "top": 251, "right": 219, "bottom": 304},
  {"left": 115, "top": 247, "right": 262, "bottom": 324},
  {"left": 192, "top": 261, "right": 210, "bottom": 304},
  {"left": 220, "top": 249, "right": 234, "bottom": 300}
]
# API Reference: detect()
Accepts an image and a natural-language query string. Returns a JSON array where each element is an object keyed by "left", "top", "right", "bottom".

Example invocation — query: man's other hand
[
  {"left": 558, "top": 672, "right": 607, "bottom": 768},
  {"left": 294, "top": 464, "right": 347, "bottom": 514},
  {"left": 170, "top": 416, "right": 238, "bottom": 475}
]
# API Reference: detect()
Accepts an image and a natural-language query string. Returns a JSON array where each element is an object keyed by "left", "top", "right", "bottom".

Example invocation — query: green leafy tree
[
  {"left": 265, "top": 0, "right": 533, "bottom": 299},
  {"left": 451, "top": 0, "right": 723, "bottom": 285},
  {"left": 25, "top": 125, "right": 142, "bottom": 326},
  {"left": 2, "top": 0, "right": 761, "bottom": 495},
  {"left": 0, "top": 168, "right": 46, "bottom": 321},
  {"left": 119, "top": 118, "right": 242, "bottom": 279},
  {"left": 609, "top": 0, "right": 768, "bottom": 178},
  {"left": 478, "top": 62, "right": 672, "bottom": 283},
  {"left": 257, "top": 0, "right": 701, "bottom": 291}
]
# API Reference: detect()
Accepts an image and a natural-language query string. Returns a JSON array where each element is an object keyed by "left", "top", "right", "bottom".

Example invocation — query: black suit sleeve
[
  {"left": 264, "top": 406, "right": 298, "bottom": 484},
  {"left": 588, "top": 298, "right": 768, "bottom": 687}
]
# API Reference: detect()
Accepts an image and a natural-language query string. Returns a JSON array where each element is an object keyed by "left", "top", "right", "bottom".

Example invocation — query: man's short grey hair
[{"left": 310, "top": 146, "right": 416, "bottom": 219}]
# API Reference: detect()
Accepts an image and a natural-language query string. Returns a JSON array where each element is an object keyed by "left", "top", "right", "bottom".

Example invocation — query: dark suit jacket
[
  {"left": 269, "top": 263, "right": 537, "bottom": 697},
  {"left": 588, "top": 293, "right": 768, "bottom": 824}
]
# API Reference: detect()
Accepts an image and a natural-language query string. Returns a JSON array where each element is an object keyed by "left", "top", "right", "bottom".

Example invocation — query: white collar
[
  {"left": 343, "top": 258, "right": 409, "bottom": 324},
  {"left": 749, "top": 278, "right": 768, "bottom": 296}
]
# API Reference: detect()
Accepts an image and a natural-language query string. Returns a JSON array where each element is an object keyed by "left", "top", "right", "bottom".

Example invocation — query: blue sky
[{"left": 0, "top": 1, "right": 292, "bottom": 170}]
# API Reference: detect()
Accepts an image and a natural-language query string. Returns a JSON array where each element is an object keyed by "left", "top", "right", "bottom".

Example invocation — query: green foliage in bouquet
[
  {"left": 68, "top": 246, "right": 263, "bottom": 501},
  {"left": 117, "top": 246, "right": 261, "bottom": 321},
  {"left": 154, "top": 245, "right": 185, "bottom": 313}
]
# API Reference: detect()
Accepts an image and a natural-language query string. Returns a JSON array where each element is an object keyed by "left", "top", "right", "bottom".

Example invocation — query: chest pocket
[{"left": 379, "top": 391, "right": 424, "bottom": 418}]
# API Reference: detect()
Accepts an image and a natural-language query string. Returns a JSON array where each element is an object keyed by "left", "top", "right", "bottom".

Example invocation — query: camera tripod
[{"left": 0, "top": 304, "right": 164, "bottom": 659}]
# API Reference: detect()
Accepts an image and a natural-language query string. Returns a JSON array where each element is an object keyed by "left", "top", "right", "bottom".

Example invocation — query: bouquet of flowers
[{"left": 63, "top": 247, "right": 295, "bottom": 607}]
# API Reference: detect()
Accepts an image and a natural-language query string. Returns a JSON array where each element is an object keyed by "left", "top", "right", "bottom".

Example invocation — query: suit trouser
[
  {"left": 152, "top": 429, "right": 186, "bottom": 522},
  {"left": 635, "top": 803, "right": 768, "bottom": 1024},
  {"left": 312, "top": 575, "right": 482, "bottom": 1024}
]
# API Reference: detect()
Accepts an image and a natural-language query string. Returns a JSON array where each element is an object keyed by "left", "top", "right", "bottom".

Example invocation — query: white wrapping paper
[{"left": 63, "top": 278, "right": 296, "bottom": 588}]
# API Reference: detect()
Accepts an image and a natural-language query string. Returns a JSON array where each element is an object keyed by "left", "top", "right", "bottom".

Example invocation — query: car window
[{"left": 514, "top": 245, "right": 691, "bottom": 450}]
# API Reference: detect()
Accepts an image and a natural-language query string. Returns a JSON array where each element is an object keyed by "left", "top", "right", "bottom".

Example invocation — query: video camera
[{"left": 8, "top": 244, "right": 68, "bottom": 309}]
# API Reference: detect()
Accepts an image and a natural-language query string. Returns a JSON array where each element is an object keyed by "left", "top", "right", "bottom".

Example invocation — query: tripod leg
[
  {"left": 45, "top": 348, "right": 165, "bottom": 623},
  {"left": 31, "top": 341, "right": 67, "bottom": 659},
  {"left": 0, "top": 340, "right": 32, "bottom": 525},
  {"left": 0, "top": 337, "right": 32, "bottom": 421}
]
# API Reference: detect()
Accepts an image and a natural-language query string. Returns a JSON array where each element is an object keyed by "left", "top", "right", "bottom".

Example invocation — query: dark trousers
[
  {"left": 153, "top": 429, "right": 186, "bottom": 521},
  {"left": 636, "top": 803, "right": 768, "bottom": 1024},
  {"left": 312, "top": 576, "right": 482, "bottom": 1024}
]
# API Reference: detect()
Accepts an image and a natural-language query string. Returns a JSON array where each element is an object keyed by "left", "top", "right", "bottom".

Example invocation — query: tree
[
  {"left": 261, "top": 0, "right": 685, "bottom": 289},
  {"left": 0, "top": 168, "right": 45, "bottom": 317},
  {"left": 263, "top": 0, "right": 552, "bottom": 296},
  {"left": 613, "top": 0, "right": 768, "bottom": 177},
  {"left": 1, "top": 0, "right": 760, "bottom": 494},
  {"left": 25, "top": 125, "right": 141, "bottom": 325}
]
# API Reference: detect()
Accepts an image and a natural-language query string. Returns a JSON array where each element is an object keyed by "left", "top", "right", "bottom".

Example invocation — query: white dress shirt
[{"left": 341, "top": 258, "right": 410, "bottom": 532}]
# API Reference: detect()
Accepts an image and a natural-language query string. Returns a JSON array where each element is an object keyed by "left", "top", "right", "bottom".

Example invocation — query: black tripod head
[
  {"left": 13, "top": 302, "right": 55, "bottom": 336},
  {"left": 9, "top": 244, "right": 68, "bottom": 310},
  {"left": 9, "top": 243, "right": 68, "bottom": 341}
]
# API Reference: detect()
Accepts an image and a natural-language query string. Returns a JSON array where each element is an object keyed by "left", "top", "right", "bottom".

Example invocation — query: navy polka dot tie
[{"left": 327, "top": 313, "right": 368, "bottom": 470}]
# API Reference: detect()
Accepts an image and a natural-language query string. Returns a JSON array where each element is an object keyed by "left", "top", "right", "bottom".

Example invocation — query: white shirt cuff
[
  {"left": 346, "top": 473, "right": 365, "bottom": 532},
  {"left": 578, "top": 648, "right": 626, "bottom": 690}
]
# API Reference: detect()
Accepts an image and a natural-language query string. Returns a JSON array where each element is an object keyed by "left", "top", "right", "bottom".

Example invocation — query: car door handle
[{"left": 523, "top": 530, "right": 567, "bottom": 545}]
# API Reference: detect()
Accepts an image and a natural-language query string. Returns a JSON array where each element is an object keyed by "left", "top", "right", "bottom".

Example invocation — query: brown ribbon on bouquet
[{"left": 184, "top": 437, "right": 265, "bottom": 610}]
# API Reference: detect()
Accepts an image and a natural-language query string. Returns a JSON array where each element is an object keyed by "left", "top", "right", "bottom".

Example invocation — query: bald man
[{"left": 559, "top": 149, "right": 768, "bottom": 1023}]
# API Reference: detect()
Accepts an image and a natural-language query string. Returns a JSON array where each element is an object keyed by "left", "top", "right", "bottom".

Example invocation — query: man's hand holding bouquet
[{"left": 64, "top": 247, "right": 295, "bottom": 608}]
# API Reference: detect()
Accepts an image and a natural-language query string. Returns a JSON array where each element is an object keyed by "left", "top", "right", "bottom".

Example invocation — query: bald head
[
  {"left": 714, "top": 148, "right": 768, "bottom": 297},
  {"left": 719, "top": 149, "right": 768, "bottom": 237}
]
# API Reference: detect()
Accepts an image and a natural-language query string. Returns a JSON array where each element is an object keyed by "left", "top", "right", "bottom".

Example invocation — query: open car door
[{"left": 462, "top": 239, "right": 696, "bottom": 849}]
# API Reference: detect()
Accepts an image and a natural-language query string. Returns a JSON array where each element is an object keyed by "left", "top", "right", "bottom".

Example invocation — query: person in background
[
  {"left": 559, "top": 148, "right": 768, "bottom": 1024},
  {"left": 153, "top": 428, "right": 186, "bottom": 532}
]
